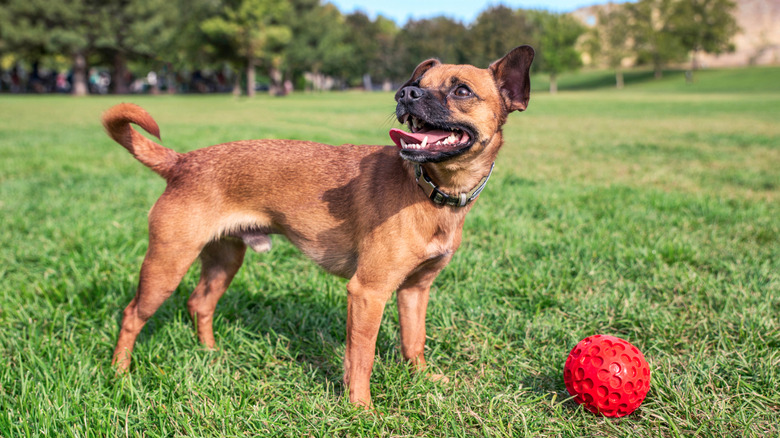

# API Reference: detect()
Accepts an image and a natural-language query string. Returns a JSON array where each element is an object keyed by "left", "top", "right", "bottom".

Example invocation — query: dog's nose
[{"left": 398, "top": 86, "right": 424, "bottom": 104}]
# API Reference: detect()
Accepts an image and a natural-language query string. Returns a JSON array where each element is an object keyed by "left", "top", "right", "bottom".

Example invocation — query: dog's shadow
[
  {"left": 123, "top": 253, "right": 402, "bottom": 393},
  {"left": 117, "top": 267, "right": 567, "bottom": 402}
]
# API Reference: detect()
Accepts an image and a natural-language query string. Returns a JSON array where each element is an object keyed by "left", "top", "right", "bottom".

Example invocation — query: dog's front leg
[{"left": 343, "top": 275, "right": 394, "bottom": 407}]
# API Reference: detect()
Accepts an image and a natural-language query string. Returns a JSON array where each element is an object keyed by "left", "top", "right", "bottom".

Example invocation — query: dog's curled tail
[{"left": 102, "top": 103, "right": 181, "bottom": 179}]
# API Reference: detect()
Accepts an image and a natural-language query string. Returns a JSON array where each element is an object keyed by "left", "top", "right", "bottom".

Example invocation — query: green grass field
[{"left": 1, "top": 67, "right": 779, "bottom": 436}]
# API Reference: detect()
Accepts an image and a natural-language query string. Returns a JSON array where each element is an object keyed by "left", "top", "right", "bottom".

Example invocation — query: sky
[{"left": 328, "top": 0, "right": 632, "bottom": 24}]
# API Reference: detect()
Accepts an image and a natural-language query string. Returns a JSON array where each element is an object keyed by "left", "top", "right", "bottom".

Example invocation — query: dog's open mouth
[{"left": 389, "top": 114, "right": 473, "bottom": 159}]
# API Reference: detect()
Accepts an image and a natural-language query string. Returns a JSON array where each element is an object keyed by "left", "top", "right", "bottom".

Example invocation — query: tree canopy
[{"left": 0, "top": 0, "right": 740, "bottom": 95}]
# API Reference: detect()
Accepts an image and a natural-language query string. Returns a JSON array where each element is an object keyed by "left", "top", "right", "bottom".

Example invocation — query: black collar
[{"left": 413, "top": 162, "right": 495, "bottom": 208}]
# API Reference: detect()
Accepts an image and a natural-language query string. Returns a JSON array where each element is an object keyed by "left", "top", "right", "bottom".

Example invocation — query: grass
[{"left": 1, "top": 67, "right": 779, "bottom": 436}]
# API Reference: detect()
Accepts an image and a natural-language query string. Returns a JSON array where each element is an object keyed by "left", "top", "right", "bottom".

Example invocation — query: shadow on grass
[
  {"left": 113, "top": 271, "right": 396, "bottom": 396},
  {"left": 220, "top": 283, "right": 350, "bottom": 381}
]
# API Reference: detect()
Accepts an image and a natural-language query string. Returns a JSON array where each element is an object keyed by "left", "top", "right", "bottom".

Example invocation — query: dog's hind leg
[
  {"left": 112, "top": 239, "right": 204, "bottom": 372},
  {"left": 112, "top": 200, "right": 210, "bottom": 372},
  {"left": 187, "top": 237, "right": 247, "bottom": 349}
]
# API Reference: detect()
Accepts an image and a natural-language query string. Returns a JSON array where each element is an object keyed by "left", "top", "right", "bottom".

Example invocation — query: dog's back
[{"left": 102, "top": 103, "right": 422, "bottom": 278}]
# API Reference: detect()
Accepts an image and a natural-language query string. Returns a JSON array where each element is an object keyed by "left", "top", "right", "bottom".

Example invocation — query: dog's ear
[
  {"left": 396, "top": 59, "right": 441, "bottom": 99},
  {"left": 489, "top": 45, "right": 535, "bottom": 112}
]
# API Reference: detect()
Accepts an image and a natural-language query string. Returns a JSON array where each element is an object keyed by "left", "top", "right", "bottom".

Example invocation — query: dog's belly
[
  {"left": 230, "top": 218, "right": 359, "bottom": 279},
  {"left": 297, "top": 242, "right": 358, "bottom": 278}
]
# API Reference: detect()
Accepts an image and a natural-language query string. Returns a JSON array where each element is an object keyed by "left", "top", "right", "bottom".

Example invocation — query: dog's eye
[{"left": 454, "top": 85, "right": 473, "bottom": 98}]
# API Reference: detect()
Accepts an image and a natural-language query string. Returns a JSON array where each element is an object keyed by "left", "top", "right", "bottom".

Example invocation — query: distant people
[
  {"left": 11, "top": 66, "right": 22, "bottom": 93},
  {"left": 147, "top": 71, "right": 159, "bottom": 94},
  {"left": 56, "top": 72, "right": 70, "bottom": 93}
]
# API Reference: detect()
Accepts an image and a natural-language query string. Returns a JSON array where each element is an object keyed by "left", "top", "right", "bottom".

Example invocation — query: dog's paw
[
  {"left": 428, "top": 373, "right": 450, "bottom": 384},
  {"left": 112, "top": 359, "right": 131, "bottom": 376}
]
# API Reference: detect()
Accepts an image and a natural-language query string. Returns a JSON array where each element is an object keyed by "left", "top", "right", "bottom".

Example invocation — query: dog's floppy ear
[
  {"left": 396, "top": 59, "right": 441, "bottom": 99},
  {"left": 489, "top": 45, "right": 535, "bottom": 112}
]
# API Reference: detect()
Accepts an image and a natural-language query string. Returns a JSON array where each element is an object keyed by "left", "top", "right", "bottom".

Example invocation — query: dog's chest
[{"left": 421, "top": 218, "right": 463, "bottom": 262}]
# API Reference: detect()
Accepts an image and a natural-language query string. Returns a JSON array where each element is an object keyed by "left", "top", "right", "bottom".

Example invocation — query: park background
[
  {"left": 1, "top": 0, "right": 779, "bottom": 436},
  {"left": 2, "top": 0, "right": 778, "bottom": 96}
]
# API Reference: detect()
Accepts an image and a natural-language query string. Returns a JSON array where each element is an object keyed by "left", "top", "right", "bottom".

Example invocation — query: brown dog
[{"left": 102, "top": 45, "right": 534, "bottom": 406}]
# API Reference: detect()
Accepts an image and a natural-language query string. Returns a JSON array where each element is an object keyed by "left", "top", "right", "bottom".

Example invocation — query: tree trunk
[
  {"left": 167, "top": 73, "right": 176, "bottom": 94},
  {"left": 549, "top": 73, "right": 558, "bottom": 94},
  {"left": 691, "top": 48, "right": 701, "bottom": 71},
  {"left": 653, "top": 55, "right": 663, "bottom": 79},
  {"left": 71, "top": 52, "right": 88, "bottom": 96},
  {"left": 246, "top": 58, "right": 256, "bottom": 98},
  {"left": 363, "top": 73, "right": 373, "bottom": 91},
  {"left": 112, "top": 52, "right": 130, "bottom": 94},
  {"left": 615, "top": 68, "right": 624, "bottom": 89},
  {"left": 269, "top": 66, "right": 283, "bottom": 96},
  {"left": 233, "top": 74, "right": 241, "bottom": 97},
  {"left": 166, "top": 63, "right": 176, "bottom": 94}
]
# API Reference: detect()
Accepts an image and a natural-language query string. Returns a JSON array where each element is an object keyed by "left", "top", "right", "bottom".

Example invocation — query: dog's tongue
[{"left": 389, "top": 128, "right": 452, "bottom": 148}]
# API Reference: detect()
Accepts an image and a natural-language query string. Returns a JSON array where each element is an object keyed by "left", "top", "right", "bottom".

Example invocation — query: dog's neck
[
  {"left": 412, "top": 162, "right": 494, "bottom": 207},
  {"left": 408, "top": 134, "right": 502, "bottom": 207}
]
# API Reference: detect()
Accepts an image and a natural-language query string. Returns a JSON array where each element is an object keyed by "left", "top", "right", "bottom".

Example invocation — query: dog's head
[{"left": 390, "top": 45, "right": 534, "bottom": 164}]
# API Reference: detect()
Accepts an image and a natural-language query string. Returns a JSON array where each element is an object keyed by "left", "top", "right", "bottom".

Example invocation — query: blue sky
[{"left": 329, "top": 0, "right": 632, "bottom": 24}]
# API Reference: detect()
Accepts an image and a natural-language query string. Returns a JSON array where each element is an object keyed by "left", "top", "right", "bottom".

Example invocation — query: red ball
[{"left": 563, "top": 335, "right": 650, "bottom": 417}]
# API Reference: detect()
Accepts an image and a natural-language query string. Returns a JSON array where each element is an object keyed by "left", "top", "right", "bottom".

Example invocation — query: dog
[{"left": 102, "top": 45, "right": 534, "bottom": 406}]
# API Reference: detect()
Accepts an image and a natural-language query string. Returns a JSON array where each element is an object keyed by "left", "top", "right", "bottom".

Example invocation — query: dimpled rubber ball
[{"left": 563, "top": 334, "right": 650, "bottom": 417}]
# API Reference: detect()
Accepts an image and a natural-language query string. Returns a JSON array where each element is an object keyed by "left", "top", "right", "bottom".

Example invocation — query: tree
[
  {"left": 0, "top": 0, "right": 106, "bottom": 95},
  {"left": 84, "top": 0, "right": 187, "bottom": 94},
  {"left": 134, "top": 0, "right": 222, "bottom": 94},
  {"left": 671, "top": 0, "right": 739, "bottom": 71},
  {"left": 367, "top": 16, "right": 400, "bottom": 89},
  {"left": 285, "top": 2, "right": 353, "bottom": 90},
  {"left": 627, "top": 0, "right": 688, "bottom": 79},
  {"left": 585, "top": 6, "right": 633, "bottom": 88},
  {"left": 529, "top": 10, "right": 584, "bottom": 94},
  {"left": 343, "top": 12, "right": 399, "bottom": 89},
  {"left": 201, "top": 0, "right": 292, "bottom": 97},
  {"left": 462, "top": 6, "right": 534, "bottom": 67},
  {"left": 394, "top": 17, "right": 467, "bottom": 80},
  {"left": 0, "top": 0, "right": 199, "bottom": 95}
]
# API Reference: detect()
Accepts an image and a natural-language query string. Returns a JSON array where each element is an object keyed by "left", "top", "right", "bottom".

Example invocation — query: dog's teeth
[
  {"left": 400, "top": 139, "right": 407, "bottom": 148},
  {"left": 421, "top": 136, "right": 428, "bottom": 148}
]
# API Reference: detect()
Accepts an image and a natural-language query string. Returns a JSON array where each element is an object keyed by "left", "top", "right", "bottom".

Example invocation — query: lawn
[{"left": 1, "top": 68, "right": 778, "bottom": 436}]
